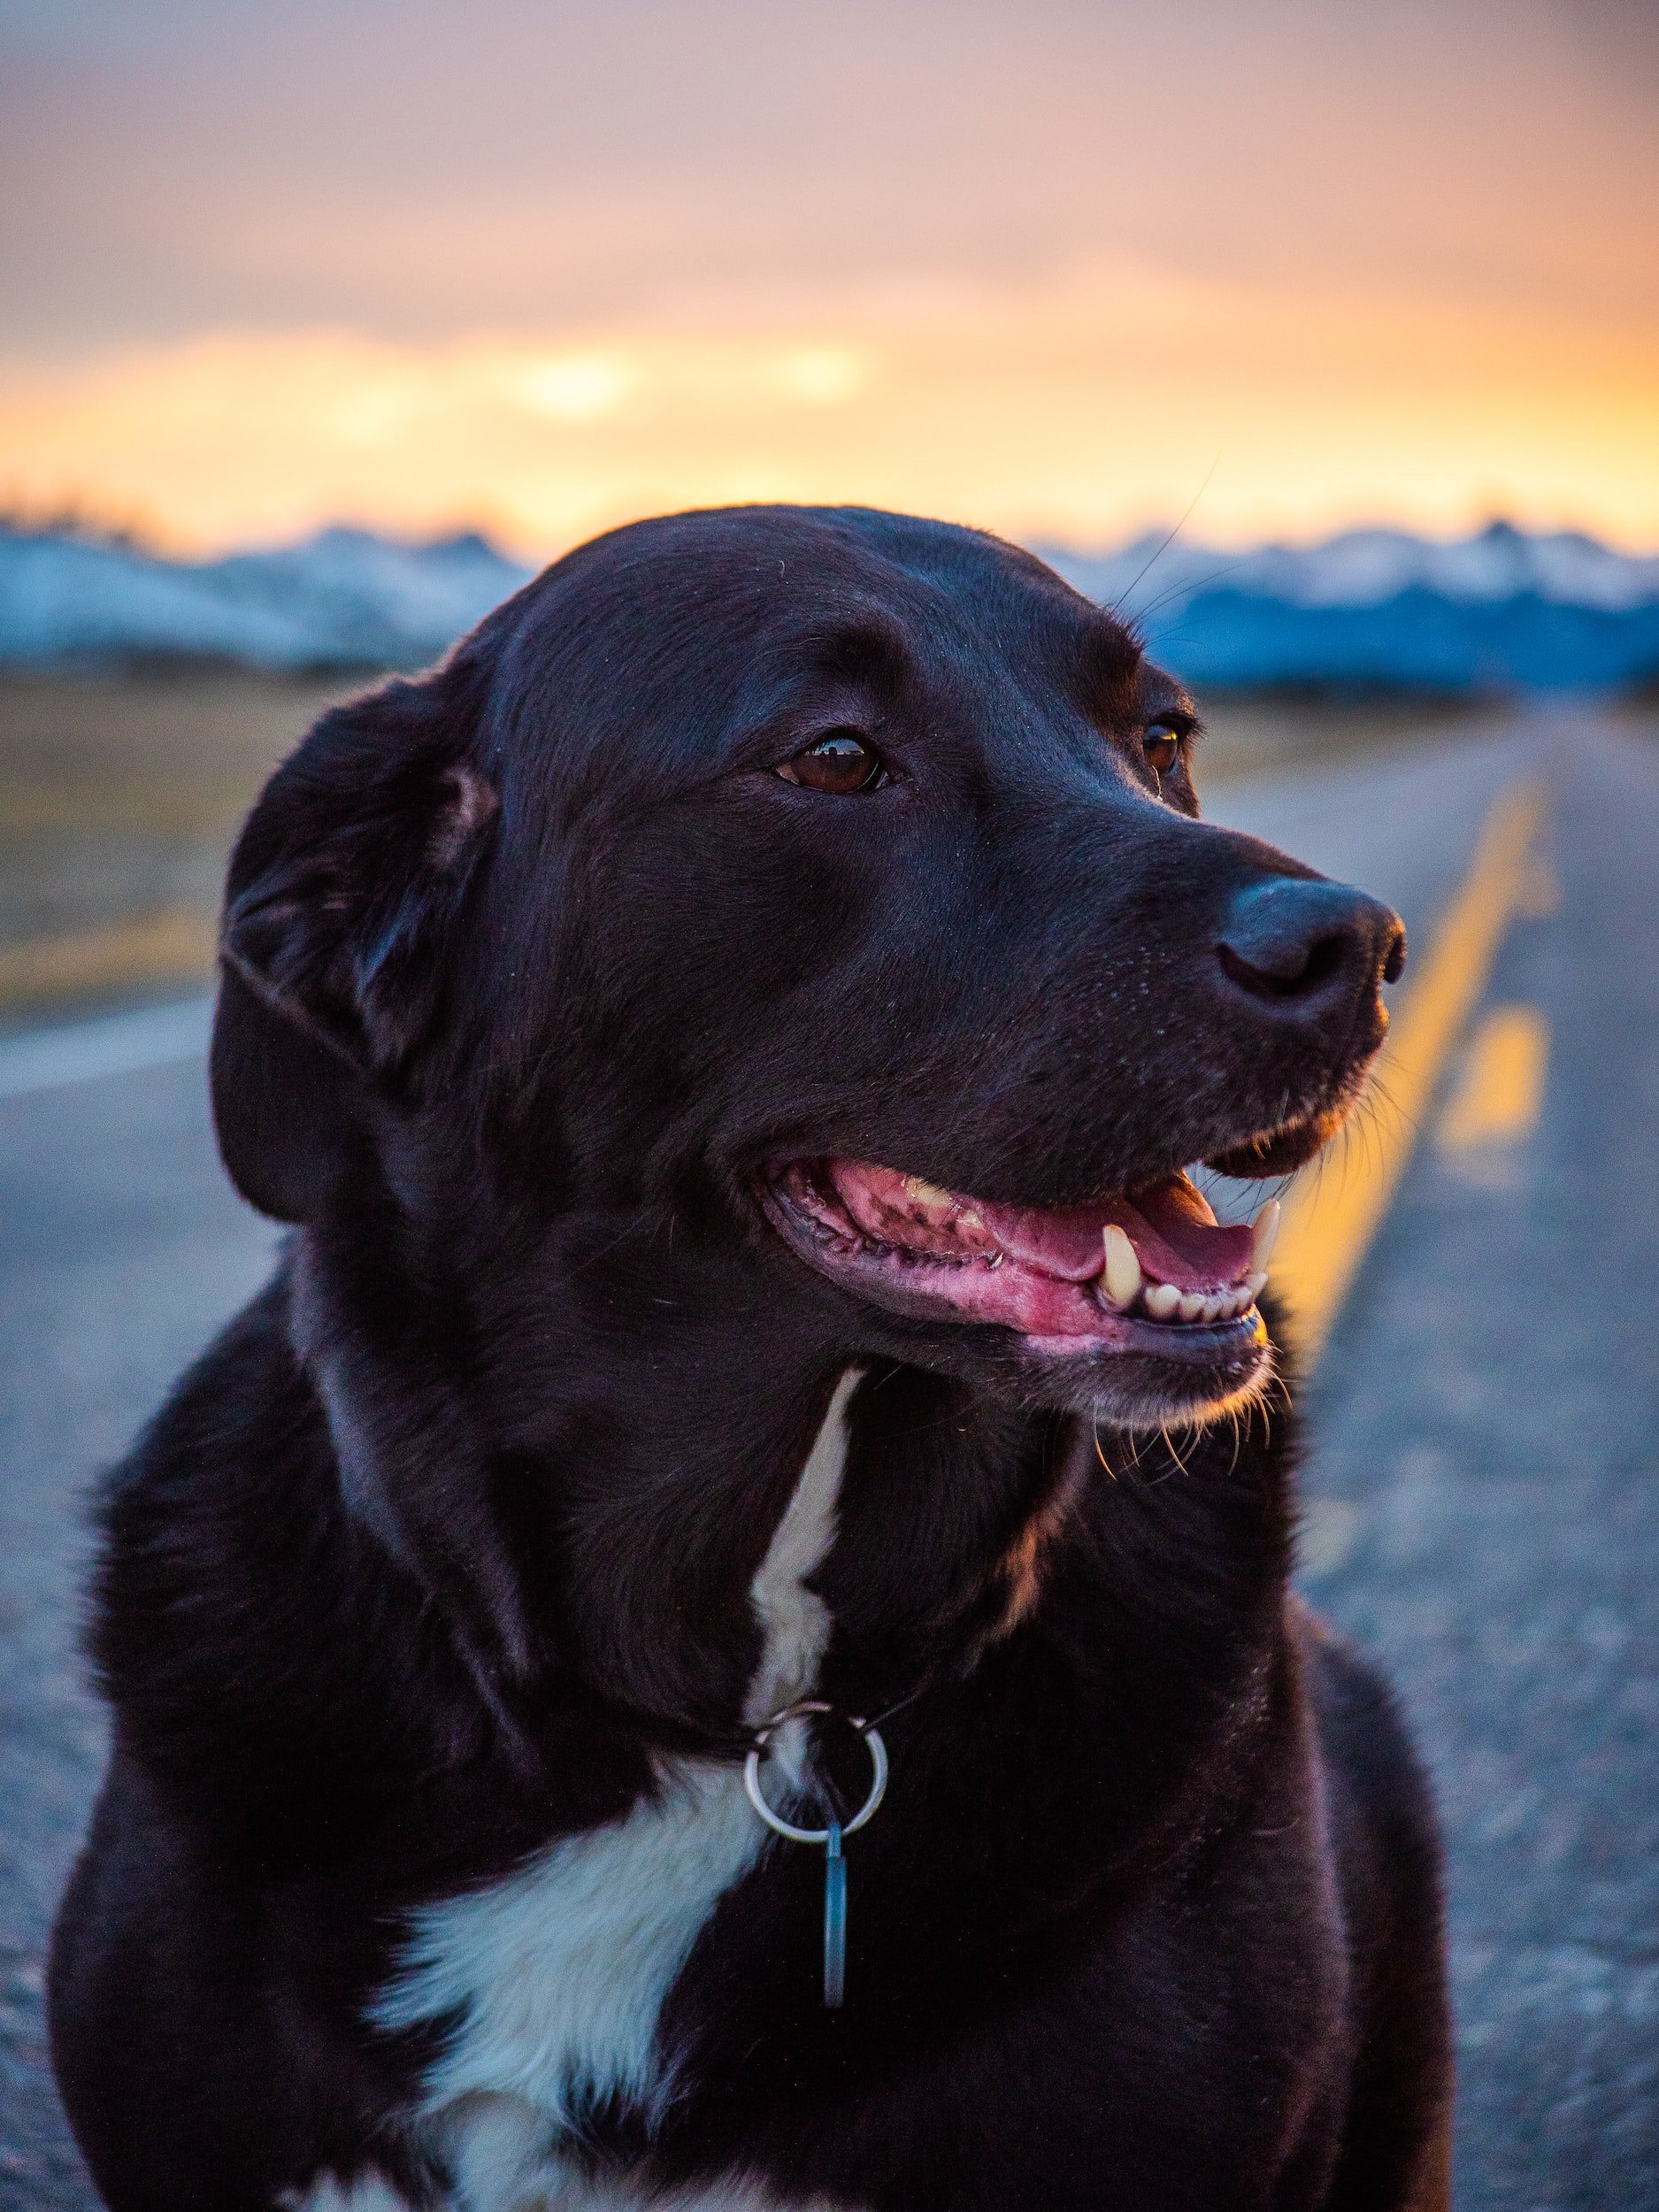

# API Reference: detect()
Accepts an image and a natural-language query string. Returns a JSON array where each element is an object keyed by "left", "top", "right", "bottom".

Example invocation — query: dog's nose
[{"left": 1216, "top": 877, "right": 1405, "bottom": 1010}]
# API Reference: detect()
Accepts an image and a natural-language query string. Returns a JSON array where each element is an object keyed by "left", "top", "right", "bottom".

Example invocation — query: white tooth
[
  {"left": 1145, "top": 1282, "right": 1182, "bottom": 1319},
  {"left": 1243, "top": 1270, "right": 1268, "bottom": 1302},
  {"left": 1178, "top": 1291, "right": 1207, "bottom": 1322},
  {"left": 1201, "top": 1294, "right": 1227, "bottom": 1323},
  {"left": 1101, "top": 1225, "right": 1143, "bottom": 1310},
  {"left": 903, "top": 1175, "right": 956, "bottom": 1219},
  {"left": 1250, "top": 1199, "right": 1282, "bottom": 1270}
]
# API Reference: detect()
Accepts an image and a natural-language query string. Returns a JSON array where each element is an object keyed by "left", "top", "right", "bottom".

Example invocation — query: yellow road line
[
  {"left": 1436, "top": 1003, "right": 1550, "bottom": 1154},
  {"left": 1271, "top": 779, "right": 1548, "bottom": 1361}
]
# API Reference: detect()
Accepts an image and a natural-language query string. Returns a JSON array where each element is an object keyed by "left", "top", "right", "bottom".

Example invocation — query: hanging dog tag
[
  {"left": 823, "top": 1822, "right": 848, "bottom": 2008},
  {"left": 744, "top": 1701, "right": 889, "bottom": 2010}
]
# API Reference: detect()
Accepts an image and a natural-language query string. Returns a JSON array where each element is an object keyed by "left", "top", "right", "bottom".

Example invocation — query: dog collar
[{"left": 743, "top": 1700, "right": 889, "bottom": 2009}]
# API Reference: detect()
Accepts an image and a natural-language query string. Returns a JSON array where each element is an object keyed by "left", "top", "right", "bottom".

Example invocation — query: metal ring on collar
[{"left": 743, "top": 1699, "right": 889, "bottom": 1845}]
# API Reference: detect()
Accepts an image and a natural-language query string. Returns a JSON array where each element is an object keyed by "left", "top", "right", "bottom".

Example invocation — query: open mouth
[{"left": 764, "top": 1159, "right": 1281, "bottom": 1357}]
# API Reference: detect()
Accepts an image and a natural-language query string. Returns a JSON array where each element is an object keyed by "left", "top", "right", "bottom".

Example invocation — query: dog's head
[{"left": 213, "top": 505, "right": 1402, "bottom": 1432}]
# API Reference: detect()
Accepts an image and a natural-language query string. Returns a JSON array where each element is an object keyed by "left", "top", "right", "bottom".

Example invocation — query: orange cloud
[{"left": 3, "top": 258, "right": 1655, "bottom": 556}]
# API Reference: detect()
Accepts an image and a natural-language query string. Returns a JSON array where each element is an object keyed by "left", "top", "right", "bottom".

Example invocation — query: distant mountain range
[
  {"left": 0, "top": 525, "right": 530, "bottom": 675},
  {"left": 1045, "top": 522, "right": 1659, "bottom": 695},
  {"left": 4, "top": 517, "right": 1658, "bottom": 693}
]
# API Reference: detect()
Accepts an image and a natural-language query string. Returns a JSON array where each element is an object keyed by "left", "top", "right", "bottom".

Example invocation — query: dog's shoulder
[
  {"left": 93, "top": 1267, "right": 328, "bottom": 1697},
  {"left": 1294, "top": 1595, "right": 1445, "bottom": 2017},
  {"left": 1295, "top": 1601, "right": 1438, "bottom": 1855},
  {"left": 88, "top": 1263, "right": 488, "bottom": 1865}
]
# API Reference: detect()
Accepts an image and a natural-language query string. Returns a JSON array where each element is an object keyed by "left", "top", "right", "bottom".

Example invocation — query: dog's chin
[
  {"left": 918, "top": 1310, "right": 1274, "bottom": 1431},
  {"left": 761, "top": 1156, "right": 1284, "bottom": 1428}
]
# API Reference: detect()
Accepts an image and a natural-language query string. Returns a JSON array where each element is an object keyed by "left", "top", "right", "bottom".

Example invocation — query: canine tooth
[
  {"left": 1145, "top": 1283, "right": 1181, "bottom": 1319},
  {"left": 1178, "top": 1291, "right": 1207, "bottom": 1322},
  {"left": 1100, "top": 1225, "right": 1142, "bottom": 1310},
  {"left": 1249, "top": 1199, "right": 1282, "bottom": 1270}
]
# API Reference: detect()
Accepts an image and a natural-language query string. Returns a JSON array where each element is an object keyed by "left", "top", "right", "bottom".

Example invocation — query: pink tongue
[
  {"left": 828, "top": 1162, "right": 1254, "bottom": 1292},
  {"left": 978, "top": 1176, "right": 1253, "bottom": 1292}
]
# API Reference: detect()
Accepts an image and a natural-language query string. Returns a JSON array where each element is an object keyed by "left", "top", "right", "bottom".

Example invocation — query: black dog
[{"left": 49, "top": 506, "right": 1449, "bottom": 2211}]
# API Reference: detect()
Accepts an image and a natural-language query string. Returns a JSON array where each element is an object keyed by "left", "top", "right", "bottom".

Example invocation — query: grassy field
[
  {"left": 0, "top": 672, "right": 356, "bottom": 1020},
  {"left": 0, "top": 672, "right": 1533, "bottom": 1025}
]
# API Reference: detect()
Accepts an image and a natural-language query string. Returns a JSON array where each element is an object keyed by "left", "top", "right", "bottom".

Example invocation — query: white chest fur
[
  {"left": 288, "top": 2153, "right": 845, "bottom": 2212},
  {"left": 369, "top": 1373, "right": 862, "bottom": 2211}
]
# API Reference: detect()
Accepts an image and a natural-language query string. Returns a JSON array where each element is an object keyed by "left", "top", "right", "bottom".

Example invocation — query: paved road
[{"left": 2, "top": 718, "right": 1655, "bottom": 2208}]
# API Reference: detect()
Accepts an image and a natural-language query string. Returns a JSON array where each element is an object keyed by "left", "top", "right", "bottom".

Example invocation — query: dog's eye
[
  {"left": 775, "top": 731, "right": 889, "bottom": 795},
  {"left": 1142, "top": 720, "right": 1185, "bottom": 775}
]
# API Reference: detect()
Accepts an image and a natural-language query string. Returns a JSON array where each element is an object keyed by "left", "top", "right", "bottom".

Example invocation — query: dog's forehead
[{"left": 510, "top": 504, "right": 1142, "bottom": 722}]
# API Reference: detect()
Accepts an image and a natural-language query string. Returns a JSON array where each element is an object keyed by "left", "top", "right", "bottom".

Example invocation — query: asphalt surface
[{"left": 2, "top": 716, "right": 1655, "bottom": 2208}]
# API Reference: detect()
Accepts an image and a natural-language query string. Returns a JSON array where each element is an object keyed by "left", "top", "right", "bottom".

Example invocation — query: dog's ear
[{"left": 211, "top": 652, "right": 499, "bottom": 1222}]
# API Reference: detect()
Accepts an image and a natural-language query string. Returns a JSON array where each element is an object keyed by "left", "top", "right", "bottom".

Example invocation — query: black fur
[{"left": 49, "top": 507, "right": 1449, "bottom": 2210}]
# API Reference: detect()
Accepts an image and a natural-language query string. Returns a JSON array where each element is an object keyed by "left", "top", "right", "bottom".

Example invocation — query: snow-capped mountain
[
  {"left": 1044, "top": 520, "right": 1659, "bottom": 692},
  {"left": 1048, "top": 520, "right": 1659, "bottom": 617},
  {"left": 0, "top": 526, "right": 533, "bottom": 672},
  {"left": 3, "top": 517, "right": 1657, "bottom": 691}
]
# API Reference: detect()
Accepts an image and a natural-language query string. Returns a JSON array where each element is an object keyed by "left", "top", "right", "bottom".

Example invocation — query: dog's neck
[
  {"left": 265, "top": 1200, "right": 1299, "bottom": 1951},
  {"left": 289, "top": 1199, "right": 1090, "bottom": 1748}
]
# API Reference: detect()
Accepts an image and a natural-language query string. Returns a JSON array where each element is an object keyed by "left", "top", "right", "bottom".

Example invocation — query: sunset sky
[{"left": 2, "top": 0, "right": 1655, "bottom": 558}]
